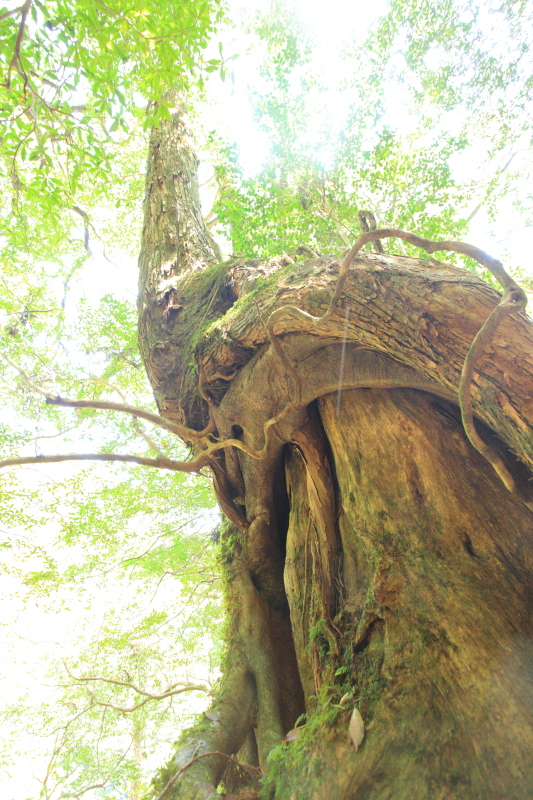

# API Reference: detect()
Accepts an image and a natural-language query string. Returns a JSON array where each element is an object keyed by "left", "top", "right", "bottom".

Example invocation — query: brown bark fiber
[{"left": 139, "top": 107, "right": 533, "bottom": 799}]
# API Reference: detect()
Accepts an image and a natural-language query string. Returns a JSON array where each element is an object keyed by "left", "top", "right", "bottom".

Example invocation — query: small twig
[
  {"left": 30, "top": 425, "right": 80, "bottom": 442},
  {"left": 47, "top": 702, "right": 95, "bottom": 736},
  {"left": 58, "top": 743, "right": 132, "bottom": 799},
  {"left": 2, "top": 352, "right": 51, "bottom": 397},
  {"left": 315, "top": 205, "right": 352, "bottom": 249},
  {"left": 466, "top": 151, "right": 518, "bottom": 223}
]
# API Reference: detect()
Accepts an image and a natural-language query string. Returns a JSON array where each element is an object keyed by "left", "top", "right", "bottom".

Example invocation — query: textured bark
[
  {"left": 138, "top": 101, "right": 224, "bottom": 428},
  {"left": 138, "top": 113, "right": 533, "bottom": 799},
  {"left": 275, "top": 388, "right": 533, "bottom": 799}
]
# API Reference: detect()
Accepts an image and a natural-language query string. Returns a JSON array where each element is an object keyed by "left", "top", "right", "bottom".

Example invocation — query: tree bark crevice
[{"left": 138, "top": 110, "right": 533, "bottom": 799}]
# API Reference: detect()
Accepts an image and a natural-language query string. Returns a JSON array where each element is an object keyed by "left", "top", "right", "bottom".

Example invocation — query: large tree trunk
[{"left": 139, "top": 107, "right": 533, "bottom": 799}]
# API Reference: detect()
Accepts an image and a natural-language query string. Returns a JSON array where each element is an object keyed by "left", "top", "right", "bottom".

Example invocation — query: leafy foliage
[
  {"left": 0, "top": 0, "right": 532, "bottom": 796},
  {"left": 0, "top": 0, "right": 223, "bottom": 260},
  {"left": 214, "top": 0, "right": 532, "bottom": 270}
]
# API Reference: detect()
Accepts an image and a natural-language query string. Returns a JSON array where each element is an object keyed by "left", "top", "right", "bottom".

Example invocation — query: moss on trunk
[{"left": 138, "top": 106, "right": 533, "bottom": 799}]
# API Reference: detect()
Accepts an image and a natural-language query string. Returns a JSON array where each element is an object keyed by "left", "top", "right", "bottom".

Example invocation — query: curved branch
[
  {"left": 83, "top": 685, "right": 209, "bottom": 714},
  {"left": 45, "top": 395, "right": 209, "bottom": 444},
  {"left": 0, "top": 452, "right": 205, "bottom": 473},
  {"left": 63, "top": 661, "right": 211, "bottom": 702},
  {"left": 6, "top": 0, "right": 32, "bottom": 87},
  {"left": 267, "top": 228, "right": 525, "bottom": 343}
]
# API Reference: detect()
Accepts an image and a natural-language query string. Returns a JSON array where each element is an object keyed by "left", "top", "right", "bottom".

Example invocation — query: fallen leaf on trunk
[
  {"left": 339, "top": 692, "right": 351, "bottom": 706},
  {"left": 349, "top": 707, "right": 364, "bottom": 751},
  {"left": 282, "top": 726, "right": 303, "bottom": 743}
]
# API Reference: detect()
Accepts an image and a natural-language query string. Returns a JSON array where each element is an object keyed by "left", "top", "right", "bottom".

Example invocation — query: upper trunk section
[{"left": 138, "top": 99, "right": 222, "bottom": 423}]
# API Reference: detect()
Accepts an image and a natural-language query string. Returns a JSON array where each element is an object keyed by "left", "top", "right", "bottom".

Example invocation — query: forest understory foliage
[{"left": 1, "top": 0, "right": 533, "bottom": 798}]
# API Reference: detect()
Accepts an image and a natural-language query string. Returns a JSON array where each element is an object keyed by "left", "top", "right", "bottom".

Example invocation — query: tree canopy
[{"left": 1, "top": 0, "right": 532, "bottom": 797}]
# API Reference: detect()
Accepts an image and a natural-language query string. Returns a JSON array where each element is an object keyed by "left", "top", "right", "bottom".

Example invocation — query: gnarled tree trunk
[{"left": 139, "top": 106, "right": 533, "bottom": 800}]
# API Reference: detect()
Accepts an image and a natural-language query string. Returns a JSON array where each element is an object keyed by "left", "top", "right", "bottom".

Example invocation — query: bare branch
[
  {"left": 81, "top": 684, "right": 209, "bottom": 713},
  {"left": 47, "top": 702, "right": 95, "bottom": 736},
  {"left": 45, "top": 395, "right": 207, "bottom": 443},
  {"left": 30, "top": 425, "right": 80, "bottom": 442},
  {"left": 63, "top": 661, "right": 211, "bottom": 705},
  {"left": 0, "top": 5, "right": 25, "bottom": 23},
  {"left": 0, "top": 452, "right": 204, "bottom": 473}
]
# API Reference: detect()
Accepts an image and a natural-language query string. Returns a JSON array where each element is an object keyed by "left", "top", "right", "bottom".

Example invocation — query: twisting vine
[
  {"left": 1, "top": 225, "right": 529, "bottom": 509},
  {"left": 266, "top": 226, "right": 528, "bottom": 505}
]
